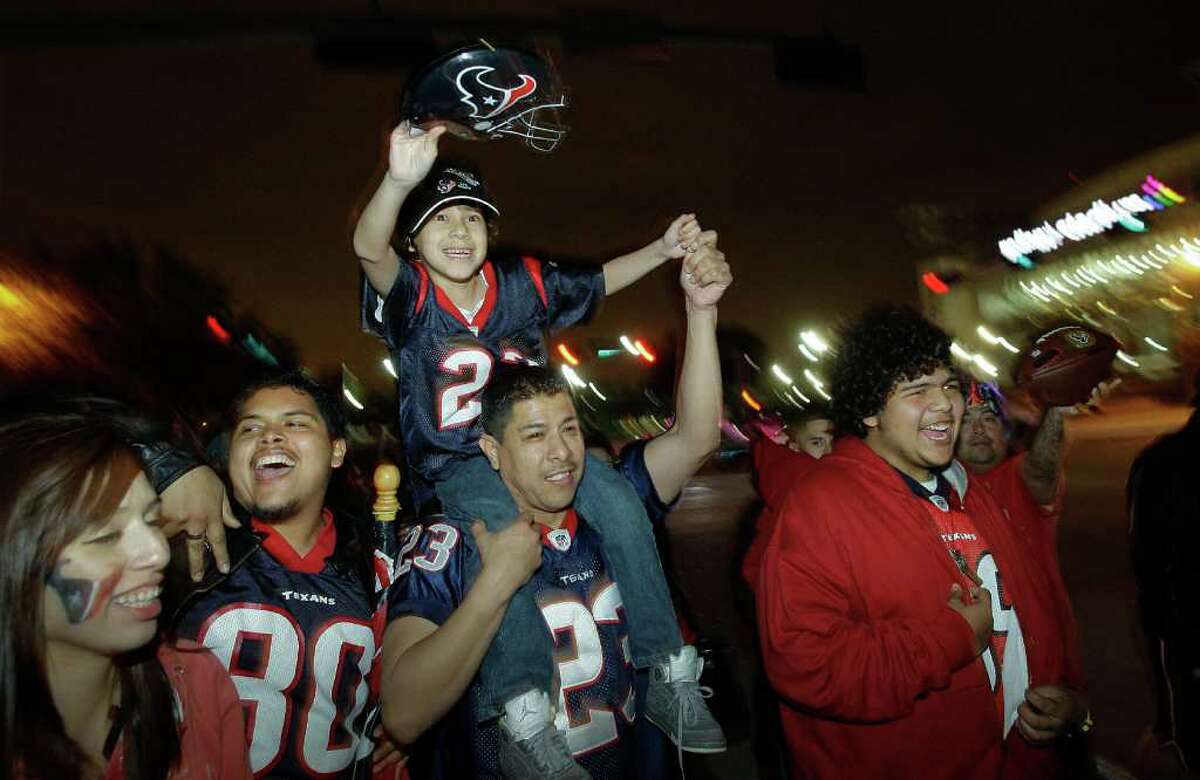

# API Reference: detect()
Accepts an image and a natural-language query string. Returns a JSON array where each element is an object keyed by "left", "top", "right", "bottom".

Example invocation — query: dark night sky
[{"left": 2, "top": 1, "right": 1197, "bottom": 393}]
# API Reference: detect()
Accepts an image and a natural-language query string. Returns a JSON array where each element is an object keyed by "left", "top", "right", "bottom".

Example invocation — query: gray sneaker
[
  {"left": 498, "top": 723, "right": 591, "bottom": 780},
  {"left": 644, "top": 645, "right": 728, "bottom": 754}
]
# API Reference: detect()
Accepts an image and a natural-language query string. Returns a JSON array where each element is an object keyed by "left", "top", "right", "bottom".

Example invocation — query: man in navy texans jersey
[
  {"left": 353, "top": 121, "right": 727, "bottom": 773},
  {"left": 381, "top": 366, "right": 724, "bottom": 779},
  {"left": 171, "top": 371, "right": 401, "bottom": 779}
]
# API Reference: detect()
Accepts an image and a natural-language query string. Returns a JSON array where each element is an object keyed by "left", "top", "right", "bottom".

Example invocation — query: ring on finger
[{"left": 185, "top": 530, "right": 207, "bottom": 541}]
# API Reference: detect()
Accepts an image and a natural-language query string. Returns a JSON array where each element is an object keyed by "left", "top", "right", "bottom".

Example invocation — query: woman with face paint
[{"left": 0, "top": 411, "right": 251, "bottom": 780}]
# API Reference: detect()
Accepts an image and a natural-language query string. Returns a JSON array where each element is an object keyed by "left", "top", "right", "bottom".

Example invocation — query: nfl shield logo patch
[{"left": 547, "top": 528, "right": 572, "bottom": 552}]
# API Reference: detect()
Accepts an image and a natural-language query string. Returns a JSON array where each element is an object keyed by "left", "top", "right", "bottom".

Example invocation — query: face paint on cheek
[{"left": 46, "top": 561, "right": 122, "bottom": 624}]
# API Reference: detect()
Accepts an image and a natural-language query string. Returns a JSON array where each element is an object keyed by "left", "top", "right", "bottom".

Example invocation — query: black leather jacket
[{"left": 131, "top": 440, "right": 202, "bottom": 494}]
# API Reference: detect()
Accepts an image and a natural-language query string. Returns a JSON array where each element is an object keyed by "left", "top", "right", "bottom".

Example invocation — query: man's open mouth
[{"left": 253, "top": 451, "right": 296, "bottom": 480}]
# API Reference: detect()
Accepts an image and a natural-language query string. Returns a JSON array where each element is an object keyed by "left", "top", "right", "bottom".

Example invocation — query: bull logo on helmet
[{"left": 454, "top": 66, "right": 539, "bottom": 129}]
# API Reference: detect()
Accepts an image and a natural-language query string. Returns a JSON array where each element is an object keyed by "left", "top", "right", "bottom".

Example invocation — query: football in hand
[{"left": 1018, "top": 325, "right": 1119, "bottom": 407}]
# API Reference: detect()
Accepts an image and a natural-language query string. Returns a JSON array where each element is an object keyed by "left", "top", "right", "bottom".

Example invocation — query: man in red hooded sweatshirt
[
  {"left": 757, "top": 306, "right": 1086, "bottom": 779},
  {"left": 742, "top": 406, "right": 834, "bottom": 592}
]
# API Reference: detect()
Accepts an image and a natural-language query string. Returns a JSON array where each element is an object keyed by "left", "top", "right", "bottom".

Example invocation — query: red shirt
[{"left": 971, "top": 453, "right": 1064, "bottom": 532}]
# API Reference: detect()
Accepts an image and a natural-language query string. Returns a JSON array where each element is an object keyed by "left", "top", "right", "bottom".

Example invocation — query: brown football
[{"left": 1017, "top": 325, "right": 1119, "bottom": 407}]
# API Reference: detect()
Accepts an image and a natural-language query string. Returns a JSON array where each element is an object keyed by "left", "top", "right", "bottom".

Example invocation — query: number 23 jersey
[
  {"left": 391, "top": 510, "right": 637, "bottom": 779},
  {"left": 361, "top": 256, "right": 604, "bottom": 483}
]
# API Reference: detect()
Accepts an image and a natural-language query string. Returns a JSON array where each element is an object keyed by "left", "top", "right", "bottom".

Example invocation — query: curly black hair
[{"left": 831, "top": 306, "right": 953, "bottom": 438}]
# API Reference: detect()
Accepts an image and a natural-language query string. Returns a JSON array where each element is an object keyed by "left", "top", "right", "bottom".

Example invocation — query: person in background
[
  {"left": 741, "top": 404, "right": 834, "bottom": 592},
  {"left": 956, "top": 377, "right": 1116, "bottom": 528},
  {"left": 1128, "top": 374, "right": 1200, "bottom": 778},
  {"left": 0, "top": 409, "right": 251, "bottom": 780}
]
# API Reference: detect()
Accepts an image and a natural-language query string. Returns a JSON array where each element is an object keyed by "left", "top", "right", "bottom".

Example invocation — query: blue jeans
[{"left": 436, "top": 453, "right": 683, "bottom": 722}]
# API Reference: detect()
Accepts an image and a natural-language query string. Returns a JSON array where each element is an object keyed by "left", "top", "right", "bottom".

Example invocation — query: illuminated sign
[{"left": 998, "top": 175, "right": 1184, "bottom": 266}]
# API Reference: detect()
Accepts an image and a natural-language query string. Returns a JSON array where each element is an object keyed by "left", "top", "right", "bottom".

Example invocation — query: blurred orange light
[
  {"left": 0, "top": 267, "right": 97, "bottom": 376},
  {"left": 556, "top": 343, "right": 580, "bottom": 366},
  {"left": 0, "top": 283, "right": 20, "bottom": 310},
  {"left": 741, "top": 388, "right": 762, "bottom": 411},
  {"left": 634, "top": 339, "right": 656, "bottom": 363}
]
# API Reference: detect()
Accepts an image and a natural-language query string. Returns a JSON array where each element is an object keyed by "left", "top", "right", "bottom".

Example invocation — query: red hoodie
[
  {"left": 757, "top": 437, "right": 1083, "bottom": 779},
  {"left": 743, "top": 438, "right": 820, "bottom": 591}
]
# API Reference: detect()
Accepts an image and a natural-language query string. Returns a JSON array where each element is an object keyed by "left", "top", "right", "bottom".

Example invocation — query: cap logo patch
[
  {"left": 444, "top": 168, "right": 481, "bottom": 188},
  {"left": 436, "top": 178, "right": 457, "bottom": 194},
  {"left": 547, "top": 528, "right": 572, "bottom": 552}
]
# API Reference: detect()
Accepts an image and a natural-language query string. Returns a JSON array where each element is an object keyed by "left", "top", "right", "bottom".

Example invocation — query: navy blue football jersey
[
  {"left": 614, "top": 439, "right": 678, "bottom": 529},
  {"left": 176, "top": 514, "right": 385, "bottom": 778},
  {"left": 361, "top": 256, "right": 605, "bottom": 483},
  {"left": 390, "top": 511, "right": 636, "bottom": 779}
]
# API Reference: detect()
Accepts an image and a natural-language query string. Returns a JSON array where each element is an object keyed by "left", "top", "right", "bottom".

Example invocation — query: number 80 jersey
[
  {"left": 391, "top": 511, "right": 637, "bottom": 779},
  {"left": 361, "top": 256, "right": 604, "bottom": 484},
  {"left": 175, "top": 521, "right": 382, "bottom": 779}
]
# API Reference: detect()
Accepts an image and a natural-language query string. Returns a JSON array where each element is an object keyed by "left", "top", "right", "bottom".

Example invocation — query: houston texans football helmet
[{"left": 402, "top": 43, "right": 568, "bottom": 153}]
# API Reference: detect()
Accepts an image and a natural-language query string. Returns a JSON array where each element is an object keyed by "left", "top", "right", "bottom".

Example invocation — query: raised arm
[
  {"left": 380, "top": 517, "right": 540, "bottom": 745},
  {"left": 602, "top": 213, "right": 700, "bottom": 296},
  {"left": 641, "top": 234, "right": 730, "bottom": 503},
  {"left": 353, "top": 122, "right": 446, "bottom": 295},
  {"left": 1020, "top": 407, "right": 1064, "bottom": 506},
  {"left": 1019, "top": 378, "right": 1118, "bottom": 506}
]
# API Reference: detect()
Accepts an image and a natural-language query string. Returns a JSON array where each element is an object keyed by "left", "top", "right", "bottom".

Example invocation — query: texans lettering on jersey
[
  {"left": 391, "top": 511, "right": 636, "bottom": 779},
  {"left": 361, "top": 256, "right": 604, "bottom": 482},
  {"left": 176, "top": 516, "right": 383, "bottom": 778}
]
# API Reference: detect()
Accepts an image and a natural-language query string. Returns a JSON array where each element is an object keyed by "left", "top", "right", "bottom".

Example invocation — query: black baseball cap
[{"left": 401, "top": 161, "right": 500, "bottom": 237}]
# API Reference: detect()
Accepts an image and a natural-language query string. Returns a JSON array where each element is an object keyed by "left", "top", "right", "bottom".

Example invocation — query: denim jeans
[{"left": 436, "top": 453, "right": 683, "bottom": 722}]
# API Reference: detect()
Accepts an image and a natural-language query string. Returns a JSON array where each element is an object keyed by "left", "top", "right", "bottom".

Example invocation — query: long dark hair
[{"left": 0, "top": 412, "right": 180, "bottom": 780}]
